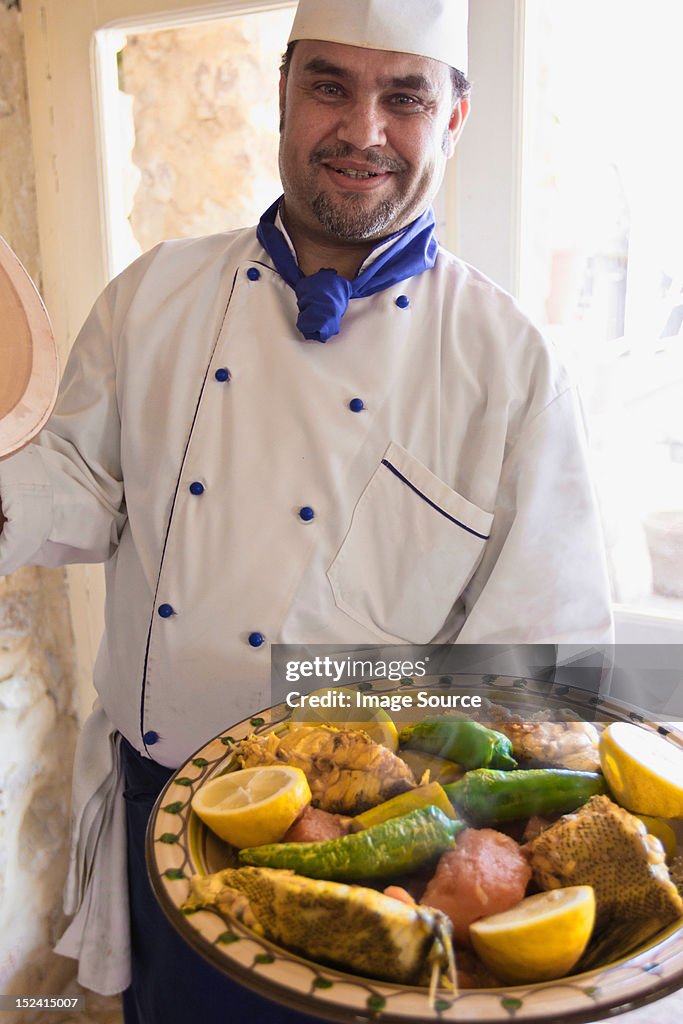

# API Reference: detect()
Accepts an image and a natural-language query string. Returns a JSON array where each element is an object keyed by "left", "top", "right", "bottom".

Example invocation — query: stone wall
[
  {"left": 119, "top": 9, "right": 289, "bottom": 253},
  {"left": 0, "top": 1, "right": 40, "bottom": 283},
  {"left": 0, "top": 569, "right": 76, "bottom": 1019},
  {"left": 0, "top": 4, "right": 119, "bottom": 1022}
]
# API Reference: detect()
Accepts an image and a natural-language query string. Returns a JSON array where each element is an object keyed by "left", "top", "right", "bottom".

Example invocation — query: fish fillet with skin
[
  {"left": 185, "top": 866, "right": 452, "bottom": 985},
  {"left": 526, "top": 795, "right": 683, "bottom": 928}
]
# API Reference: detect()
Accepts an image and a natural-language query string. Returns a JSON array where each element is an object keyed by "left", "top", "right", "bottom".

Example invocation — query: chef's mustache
[{"left": 310, "top": 145, "right": 408, "bottom": 174}]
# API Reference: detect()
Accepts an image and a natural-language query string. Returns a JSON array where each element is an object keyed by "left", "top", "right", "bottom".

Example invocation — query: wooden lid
[{"left": 0, "top": 236, "right": 59, "bottom": 459}]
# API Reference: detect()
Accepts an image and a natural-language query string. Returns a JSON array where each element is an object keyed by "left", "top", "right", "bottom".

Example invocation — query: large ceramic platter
[
  {"left": 0, "top": 236, "right": 59, "bottom": 459},
  {"left": 147, "top": 674, "right": 683, "bottom": 1023}
]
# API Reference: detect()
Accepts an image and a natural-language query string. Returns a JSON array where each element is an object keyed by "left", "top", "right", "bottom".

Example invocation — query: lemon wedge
[
  {"left": 191, "top": 766, "right": 311, "bottom": 848},
  {"left": 469, "top": 886, "right": 596, "bottom": 983},
  {"left": 600, "top": 722, "right": 683, "bottom": 818},
  {"left": 290, "top": 686, "right": 399, "bottom": 752}
]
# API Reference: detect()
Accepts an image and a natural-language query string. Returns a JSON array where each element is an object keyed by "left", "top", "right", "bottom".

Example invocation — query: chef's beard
[
  {"left": 310, "top": 191, "right": 400, "bottom": 240},
  {"left": 282, "top": 141, "right": 412, "bottom": 241}
]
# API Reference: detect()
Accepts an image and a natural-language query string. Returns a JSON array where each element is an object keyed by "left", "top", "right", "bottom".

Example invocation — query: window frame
[{"left": 450, "top": 0, "right": 526, "bottom": 296}]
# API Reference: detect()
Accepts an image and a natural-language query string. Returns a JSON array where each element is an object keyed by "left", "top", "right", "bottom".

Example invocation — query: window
[
  {"left": 520, "top": 0, "right": 683, "bottom": 628},
  {"left": 95, "top": 5, "right": 294, "bottom": 276},
  {"left": 458, "top": 0, "right": 683, "bottom": 640}
]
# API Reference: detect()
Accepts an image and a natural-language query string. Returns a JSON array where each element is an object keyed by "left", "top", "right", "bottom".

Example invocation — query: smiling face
[{"left": 278, "top": 41, "right": 469, "bottom": 262}]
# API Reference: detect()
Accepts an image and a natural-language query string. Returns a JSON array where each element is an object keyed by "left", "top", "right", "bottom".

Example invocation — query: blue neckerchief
[{"left": 256, "top": 197, "right": 438, "bottom": 342}]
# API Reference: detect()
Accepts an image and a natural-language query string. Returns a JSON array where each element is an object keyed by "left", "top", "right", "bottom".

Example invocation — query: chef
[{"left": 0, "top": 0, "right": 613, "bottom": 1020}]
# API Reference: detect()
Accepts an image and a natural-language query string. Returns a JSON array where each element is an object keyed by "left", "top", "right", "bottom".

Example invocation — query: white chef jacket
[{"left": 0, "top": 221, "right": 613, "bottom": 991}]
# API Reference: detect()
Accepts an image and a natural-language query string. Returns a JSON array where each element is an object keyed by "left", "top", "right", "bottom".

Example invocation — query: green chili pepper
[
  {"left": 399, "top": 717, "right": 517, "bottom": 770},
  {"left": 444, "top": 768, "right": 608, "bottom": 824},
  {"left": 238, "top": 805, "right": 464, "bottom": 880}
]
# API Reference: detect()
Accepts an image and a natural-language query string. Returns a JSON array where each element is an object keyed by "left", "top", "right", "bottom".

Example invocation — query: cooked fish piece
[
  {"left": 493, "top": 718, "right": 601, "bottom": 771},
  {"left": 467, "top": 698, "right": 601, "bottom": 772},
  {"left": 185, "top": 866, "right": 455, "bottom": 989},
  {"left": 236, "top": 725, "right": 416, "bottom": 814},
  {"left": 526, "top": 795, "right": 683, "bottom": 930}
]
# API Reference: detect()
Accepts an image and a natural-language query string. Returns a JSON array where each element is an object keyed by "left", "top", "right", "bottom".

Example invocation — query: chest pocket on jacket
[{"left": 327, "top": 441, "right": 493, "bottom": 643}]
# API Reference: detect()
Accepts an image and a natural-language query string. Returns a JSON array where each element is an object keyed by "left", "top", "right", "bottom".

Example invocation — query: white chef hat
[{"left": 287, "top": 0, "right": 469, "bottom": 74}]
